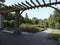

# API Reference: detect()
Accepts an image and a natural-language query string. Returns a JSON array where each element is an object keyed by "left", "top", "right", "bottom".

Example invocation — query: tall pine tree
[{"left": 24, "top": 13, "right": 29, "bottom": 23}]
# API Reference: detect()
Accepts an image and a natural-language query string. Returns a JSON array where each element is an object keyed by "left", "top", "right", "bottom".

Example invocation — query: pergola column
[
  {"left": 0, "top": 13, "right": 4, "bottom": 30},
  {"left": 14, "top": 10, "right": 21, "bottom": 35}
]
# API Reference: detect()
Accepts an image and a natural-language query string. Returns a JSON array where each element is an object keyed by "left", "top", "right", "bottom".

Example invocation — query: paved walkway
[{"left": 0, "top": 29, "right": 59, "bottom": 45}]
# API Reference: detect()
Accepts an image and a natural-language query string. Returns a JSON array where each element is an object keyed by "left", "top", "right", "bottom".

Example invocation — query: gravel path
[{"left": 0, "top": 29, "right": 59, "bottom": 45}]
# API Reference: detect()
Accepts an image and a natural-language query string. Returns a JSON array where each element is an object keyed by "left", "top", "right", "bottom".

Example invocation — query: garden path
[{"left": 0, "top": 29, "right": 59, "bottom": 45}]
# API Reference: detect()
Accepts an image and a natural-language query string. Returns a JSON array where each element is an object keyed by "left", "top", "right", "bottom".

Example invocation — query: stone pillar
[{"left": 0, "top": 13, "right": 4, "bottom": 30}]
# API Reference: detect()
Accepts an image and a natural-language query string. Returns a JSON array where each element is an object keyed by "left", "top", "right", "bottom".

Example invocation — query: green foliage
[
  {"left": 3, "top": 20, "right": 15, "bottom": 29},
  {"left": 53, "top": 9, "right": 60, "bottom": 22},
  {"left": 48, "top": 8, "right": 60, "bottom": 29},
  {"left": 0, "top": 0, "right": 5, "bottom": 7},
  {"left": 36, "top": 26, "right": 46, "bottom": 32},
  {"left": 20, "top": 24, "right": 39, "bottom": 33},
  {"left": 38, "top": 20, "right": 44, "bottom": 27},
  {"left": 3, "top": 8, "right": 60, "bottom": 30},
  {"left": 32, "top": 17, "right": 39, "bottom": 24},
  {"left": 3, "top": 20, "right": 10, "bottom": 27},
  {"left": 50, "top": 29, "right": 60, "bottom": 40},
  {"left": 0, "top": 3, "right": 4, "bottom": 7},
  {"left": 48, "top": 15, "right": 56, "bottom": 28},
  {"left": 24, "top": 13, "right": 30, "bottom": 23},
  {"left": 3, "top": 13, "right": 16, "bottom": 29},
  {"left": 38, "top": 19, "right": 48, "bottom": 28},
  {"left": 19, "top": 15, "right": 25, "bottom": 24}
]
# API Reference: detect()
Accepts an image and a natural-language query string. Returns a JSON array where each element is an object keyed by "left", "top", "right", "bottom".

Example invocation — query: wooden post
[
  {"left": 0, "top": 13, "right": 4, "bottom": 30},
  {"left": 14, "top": 10, "right": 21, "bottom": 35}
]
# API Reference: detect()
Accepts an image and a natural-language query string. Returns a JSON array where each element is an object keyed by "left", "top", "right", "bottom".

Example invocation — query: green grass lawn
[{"left": 50, "top": 29, "right": 60, "bottom": 40}]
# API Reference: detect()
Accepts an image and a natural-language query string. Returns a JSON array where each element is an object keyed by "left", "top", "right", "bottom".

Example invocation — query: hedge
[{"left": 19, "top": 24, "right": 39, "bottom": 33}]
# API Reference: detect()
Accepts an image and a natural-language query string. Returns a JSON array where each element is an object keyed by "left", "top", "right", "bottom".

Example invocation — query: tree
[
  {"left": 32, "top": 17, "right": 39, "bottom": 24},
  {"left": 3, "top": 13, "right": 16, "bottom": 29},
  {"left": 38, "top": 19, "right": 44, "bottom": 26},
  {"left": 53, "top": 9, "right": 60, "bottom": 29},
  {"left": 19, "top": 15, "right": 25, "bottom": 24},
  {"left": 53, "top": 8, "right": 60, "bottom": 22},
  {"left": 47, "top": 8, "right": 60, "bottom": 29},
  {"left": 48, "top": 14, "right": 56, "bottom": 28},
  {"left": 0, "top": 0, "right": 5, "bottom": 7},
  {"left": 24, "top": 13, "right": 30, "bottom": 23}
]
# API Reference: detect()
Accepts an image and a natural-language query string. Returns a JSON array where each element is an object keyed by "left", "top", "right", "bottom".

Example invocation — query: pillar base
[{"left": 13, "top": 30, "right": 21, "bottom": 35}]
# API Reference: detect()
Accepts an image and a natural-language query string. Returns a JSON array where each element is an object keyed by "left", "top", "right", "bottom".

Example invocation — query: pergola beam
[
  {"left": 49, "top": 0, "right": 51, "bottom": 4},
  {"left": 21, "top": 2, "right": 30, "bottom": 10},
  {"left": 21, "top": 2, "right": 29, "bottom": 8},
  {"left": 14, "top": 4, "right": 23, "bottom": 10},
  {"left": 0, "top": 0, "right": 60, "bottom": 13},
  {"left": 42, "top": 0, "right": 46, "bottom": 4},
  {"left": 26, "top": 1, "right": 33, "bottom": 7},
  {"left": 36, "top": 0, "right": 41, "bottom": 6},
  {"left": 49, "top": 6, "right": 60, "bottom": 14},
  {"left": 18, "top": 3, "right": 26, "bottom": 8},
  {"left": 30, "top": 0, "right": 36, "bottom": 6}
]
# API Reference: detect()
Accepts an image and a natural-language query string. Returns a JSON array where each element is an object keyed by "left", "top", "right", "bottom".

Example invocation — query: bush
[
  {"left": 19, "top": 24, "right": 39, "bottom": 33},
  {"left": 36, "top": 26, "right": 46, "bottom": 32}
]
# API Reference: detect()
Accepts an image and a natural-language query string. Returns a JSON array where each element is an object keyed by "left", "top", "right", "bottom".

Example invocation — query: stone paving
[{"left": 0, "top": 29, "right": 59, "bottom": 45}]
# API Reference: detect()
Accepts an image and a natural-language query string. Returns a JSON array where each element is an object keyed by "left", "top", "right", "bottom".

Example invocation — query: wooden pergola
[{"left": 0, "top": 0, "right": 60, "bottom": 34}]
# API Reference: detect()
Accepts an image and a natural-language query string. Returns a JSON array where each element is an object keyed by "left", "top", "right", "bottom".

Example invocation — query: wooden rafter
[
  {"left": 42, "top": 0, "right": 46, "bottom": 4},
  {"left": 36, "top": 0, "right": 41, "bottom": 6},
  {"left": 30, "top": 0, "right": 36, "bottom": 6},
  {"left": 0, "top": 0, "right": 60, "bottom": 13},
  {"left": 21, "top": 2, "right": 29, "bottom": 8}
]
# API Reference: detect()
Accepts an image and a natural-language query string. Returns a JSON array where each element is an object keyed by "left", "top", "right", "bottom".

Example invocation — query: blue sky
[{"left": 4, "top": 0, "right": 60, "bottom": 19}]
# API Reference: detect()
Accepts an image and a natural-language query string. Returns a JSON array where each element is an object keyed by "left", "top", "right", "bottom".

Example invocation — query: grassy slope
[{"left": 51, "top": 29, "right": 60, "bottom": 40}]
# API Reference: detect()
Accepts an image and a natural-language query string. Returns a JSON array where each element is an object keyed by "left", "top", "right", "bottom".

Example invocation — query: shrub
[
  {"left": 19, "top": 24, "right": 39, "bottom": 33},
  {"left": 36, "top": 27, "right": 46, "bottom": 32}
]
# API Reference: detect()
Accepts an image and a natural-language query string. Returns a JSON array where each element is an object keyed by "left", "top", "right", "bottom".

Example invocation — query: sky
[{"left": 4, "top": 0, "right": 60, "bottom": 19}]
